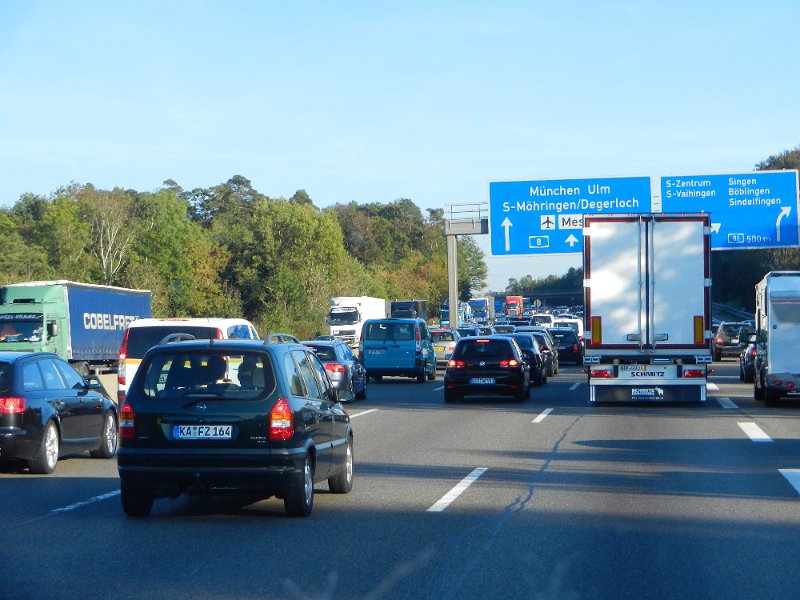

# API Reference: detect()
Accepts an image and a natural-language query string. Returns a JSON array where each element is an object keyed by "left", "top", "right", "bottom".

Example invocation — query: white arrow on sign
[
  {"left": 776, "top": 207, "right": 791, "bottom": 242},
  {"left": 565, "top": 234, "right": 579, "bottom": 247},
  {"left": 710, "top": 223, "right": 721, "bottom": 234},
  {"left": 501, "top": 217, "right": 513, "bottom": 251}
]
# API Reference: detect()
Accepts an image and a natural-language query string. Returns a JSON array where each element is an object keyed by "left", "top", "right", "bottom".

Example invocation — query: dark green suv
[{"left": 117, "top": 338, "right": 353, "bottom": 518}]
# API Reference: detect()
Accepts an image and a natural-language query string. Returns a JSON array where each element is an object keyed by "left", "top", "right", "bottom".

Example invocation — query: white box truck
[
  {"left": 753, "top": 271, "right": 800, "bottom": 402},
  {"left": 327, "top": 296, "right": 388, "bottom": 347},
  {"left": 582, "top": 213, "right": 712, "bottom": 402}
]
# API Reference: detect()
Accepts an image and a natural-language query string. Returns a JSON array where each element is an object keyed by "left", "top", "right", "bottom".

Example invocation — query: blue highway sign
[
  {"left": 660, "top": 170, "right": 800, "bottom": 250},
  {"left": 488, "top": 176, "right": 652, "bottom": 256}
]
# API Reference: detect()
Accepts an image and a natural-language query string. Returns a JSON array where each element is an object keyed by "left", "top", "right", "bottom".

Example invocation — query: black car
[
  {"left": 549, "top": 328, "right": 584, "bottom": 365},
  {"left": 530, "top": 331, "right": 559, "bottom": 376},
  {"left": 495, "top": 333, "right": 547, "bottom": 387},
  {"left": 303, "top": 339, "right": 367, "bottom": 400},
  {"left": 0, "top": 352, "right": 118, "bottom": 474},
  {"left": 117, "top": 338, "right": 353, "bottom": 518},
  {"left": 713, "top": 322, "right": 753, "bottom": 362},
  {"left": 444, "top": 336, "right": 530, "bottom": 403},
  {"left": 739, "top": 332, "right": 759, "bottom": 383}
]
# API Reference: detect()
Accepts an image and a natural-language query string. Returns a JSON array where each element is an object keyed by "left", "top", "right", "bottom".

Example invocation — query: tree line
[{"left": 0, "top": 176, "right": 487, "bottom": 339}]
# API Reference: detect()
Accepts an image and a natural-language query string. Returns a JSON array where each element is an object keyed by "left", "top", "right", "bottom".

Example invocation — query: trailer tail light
[
  {"left": 590, "top": 369, "right": 613, "bottom": 378},
  {"left": 269, "top": 398, "right": 294, "bottom": 441},
  {"left": 683, "top": 369, "right": 706, "bottom": 378},
  {"left": 324, "top": 363, "right": 345, "bottom": 374},
  {"left": 0, "top": 396, "right": 26, "bottom": 414},
  {"left": 119, "top": 401, "right": 135, "bottom": 439},
  {"left": 694, "top": 316, "right": 705, "bottom": 345},
  {"left": 591, "top": 316, "right": 602, "bottom": 345}
]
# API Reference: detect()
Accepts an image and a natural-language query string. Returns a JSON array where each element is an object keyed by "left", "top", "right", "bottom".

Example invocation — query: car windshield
[
  {"left": 0, "top": 318, "right": 44, "bottom": 343},
  {"left": 137, "top": 351, "right": 275, "bottom": 400},
  {"left": 126, "top": 326, "right": 225, "bottom": 359},
  {"left": 431, "top": 332, "right": 455, "bottom": 342},
  {"left": 328, "top": 309, "right": 359, "bottom": 325}
]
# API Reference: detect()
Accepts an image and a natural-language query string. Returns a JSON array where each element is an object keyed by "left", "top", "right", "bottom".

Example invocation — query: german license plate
[
  {"left": 469, "top": 377, "right": 495, "bottom": 385},
  {"left": 174, "top": 425, "right": 232, "bottom": 440},
  {"left": 368, "top": 348, "right": 386, "bottom": 355},
  {"left": 434, "top": 345, "right": 445, "bottom": 352}
]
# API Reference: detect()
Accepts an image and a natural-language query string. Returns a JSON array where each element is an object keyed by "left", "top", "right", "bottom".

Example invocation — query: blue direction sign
[
  {"left": 488, "top": 176, "right": 652, "bottom": 256},
  {"left": 660, "top": 170, "right": 800, "bottom": 250}
]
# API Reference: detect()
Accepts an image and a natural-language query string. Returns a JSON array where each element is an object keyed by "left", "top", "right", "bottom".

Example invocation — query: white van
[{"left": 117, "top": 318, "right": 259, "bottom": 401}]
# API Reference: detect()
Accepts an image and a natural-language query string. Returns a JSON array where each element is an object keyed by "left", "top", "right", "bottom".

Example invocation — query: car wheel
[
  {"left": 29, "top": 421, "right": 59, "bottom": 474},
  {"left": 121, "top": 484, "right": 153, "bottom": 517},
  {"left": 416, "top": 368, "right": 426, "bottom": 383},
  {"left": 328, "top": 436, "right": 354, "bottom": 494},
  {"left": 739, "top": 362, "right": 745, "bottom": 381},
  {"left": 284, "top": 454, "right": 314, "bottom": 517},
  {"left": 713, "top": 350, "right": 722, "bottom": 362},
  {"left": 427, "top": 364, "right": 436, "bottom": 381},
  {"left": 514, "top": 387, "right": 526, "bottom": 402},
  {"left": 754, "top": 374, "right": 765, "bottom": 402},
  {"left": 534, "top": 369, "right": 544, "bottom": 387},
  {"left": 765, "top": 388, "right": 783, "bottom": 406},
  {"left": 356, "top": 378, "right": 367, "bottom": 400},
  {"left": 90, "top": 412, "right": 118, "bottom": 458},
  {"left": 743, "top": 367, "right": 754, "bottom": 384}
]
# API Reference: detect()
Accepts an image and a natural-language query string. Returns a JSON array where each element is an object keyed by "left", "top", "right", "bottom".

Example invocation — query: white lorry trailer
[
  {"left": 327, "top": 296, "right": 388, "bottom": 347},
  {"left": 753, "top": 271, "right": 800, "bottom": 402},
  {"left": 582, "top": 213, "right": 712, "bottom": 402}
]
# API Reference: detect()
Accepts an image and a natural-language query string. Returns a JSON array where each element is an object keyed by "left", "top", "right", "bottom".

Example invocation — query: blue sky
[{"left": 2, "top": 1, "right": 798, "bottom": 290}]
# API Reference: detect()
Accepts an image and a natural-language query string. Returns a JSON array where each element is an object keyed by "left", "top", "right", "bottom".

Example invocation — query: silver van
[{"left": 359, "top": 318, "right": 436, "bottom": 383}]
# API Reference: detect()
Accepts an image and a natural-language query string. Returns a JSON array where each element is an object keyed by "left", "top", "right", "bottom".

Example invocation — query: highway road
[{"left": 3, "top": 359, "right": 800, "bottom": 599}]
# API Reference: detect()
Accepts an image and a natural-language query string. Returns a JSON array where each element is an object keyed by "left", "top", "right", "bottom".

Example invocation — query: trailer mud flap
[{"left": 590, "top": 384, "right": 706, "bottom": 403}]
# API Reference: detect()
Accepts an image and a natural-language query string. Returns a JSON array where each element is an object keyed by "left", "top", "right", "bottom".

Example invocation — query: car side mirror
[{"left": 337, "top": 388, "right": 354, "bottom": 403}]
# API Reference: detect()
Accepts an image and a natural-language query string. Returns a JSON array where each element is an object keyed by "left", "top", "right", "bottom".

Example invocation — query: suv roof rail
[
  {"left": 157, "top": 333, "right": 198, "bottom": 345},
  {"left": 263, "top": 333, "right": 301, "bottom": 345}
]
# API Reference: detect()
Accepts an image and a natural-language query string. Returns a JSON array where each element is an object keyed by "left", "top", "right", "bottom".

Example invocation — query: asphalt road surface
[{"left": 3, "top": 358, "right": 800, "bottom": 600}]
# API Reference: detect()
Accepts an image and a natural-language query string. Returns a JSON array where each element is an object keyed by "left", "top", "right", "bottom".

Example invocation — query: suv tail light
[
  {"left": 269, "top": 398, "right": 294, "bottom": 441},
  {"left": 118, "top": 328, "right": 131, "bottom": 386},
  {"left": 415, "top": 327, "right": 422, "bottom": 353},
  {"left": 324, "top": 363, "right": 344, "bottom": 374},
  {"left": 0, "top": 397, "right": 26, "bottom": 414},
  {"left": 119, "top": 401, "right": 135, "bottom": 439}
]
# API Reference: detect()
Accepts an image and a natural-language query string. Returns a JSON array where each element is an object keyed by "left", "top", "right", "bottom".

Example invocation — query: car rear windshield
[
  {"left": 136, "top": 351, "right": 275, "bottom": 400},
  {"left": 509, "top": 335, "right": 533, "bottom": 350},
  {"left": 551, "top": 330, "right": 578, "bottom": 344},
  {"left": 431, "top": 332, "right": 456, "bottom": 342},
  {"left": 364, "top": 322, "right": 415, "bottom": 342},
  {"left": 453, "top": 339, "right": 513, "bottom": 360},
  {"left": 306, "top": 345, "right": 337, "bottom": 361},
  {"left": 126, "top": 326, "right": 225, "bottom": 359}
]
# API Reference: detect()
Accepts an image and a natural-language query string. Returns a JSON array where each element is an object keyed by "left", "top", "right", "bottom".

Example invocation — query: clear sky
[{"left": 2, "top": 1, "right": 798, "bottom": 291}]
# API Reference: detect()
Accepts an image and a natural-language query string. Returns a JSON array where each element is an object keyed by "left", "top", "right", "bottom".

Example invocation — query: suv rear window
[
  {"left": 551, "top": 330, "right": 578, "bottom": 344},
  {"left": 126, "top": 326, "right": 224, "bottom": 359},
  {"left": 138, "top": 351, "right": 275, "bottom": 400},
  {"left": 453, "top": 339, "right": 513, "bottom": 360},
  {"left": 364, "top": 321, "right": 415, "bottom": 342}
]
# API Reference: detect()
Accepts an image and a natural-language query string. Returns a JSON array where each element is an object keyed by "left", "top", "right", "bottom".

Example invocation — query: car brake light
[
  {"left": 269, "top": 398, "right": 294, "bottom": 441},
  {"left": 683, "top": 369, "right": 706, "bottom": 378},
  {"left": 324, "top": 363, "right": 345, "bottom": 374},
  {"left": 787, "top": 382, "right": 795, "bottom": 389},
  {"left": 447, "top": 359, "right": 464, "bottom": 368},
  {"left": 215, "top": 328, "right": 223, "bottom": 339},
  {"left": 499, "top": 359, "right": 519, "bottom": 367},
  {"left": 590, "top": 369, "right": 613, "bottom": 378},
  {"left": 119, "top": 401, "right": 135, "bottom": 439},
  {"left": 748, "top": 348, "right": 757, "bottom": 358},
  {"left": 0, "top": 397, "right": 26, "bottom": 414},
  {"left": 774, "top": 380, "right": 783, "bottom": 387},
  {"left": 415, "top": 327, "right": 422, "bottom": 352}
]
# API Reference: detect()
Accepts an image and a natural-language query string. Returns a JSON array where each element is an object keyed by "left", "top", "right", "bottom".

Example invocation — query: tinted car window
[
  {"left": 455, "top": 339, "right": 513, "bottom": 360},
  {"left": 308, "top": 345, "right": 336, "bottom": 361},
  {"left": 39, "top": 359, "right": 66, "bottom": 390},
  {"left": 54, "top": 359, "right": 85, "bottom": 390},
  {"left": 551, "top": 330, "right": 579, "bottom": 344},
  {"left": 22, "top": 362, "right": 44, "bottom": 391},
  {"left": 283, "top": 353, "right": 306, "bottom": 397},
  {"left": 293, "top": 350, "right": 322, "bottom": 400},
  {"left": 364, "top": 321, "right": 413, "bottom": 341},
  {"left": 227, "top": 324, "right": 255, "bottom": 339},
  {"left": 139, "top": 351, "right": 274, "bottom": 400}
]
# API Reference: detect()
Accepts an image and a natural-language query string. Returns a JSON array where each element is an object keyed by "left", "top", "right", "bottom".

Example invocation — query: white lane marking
[
  {"left": 779, "top": 469, "right": 800, "bottom": 496},
  {"left": 717, "top": 397, "right": 738, "bottom": 409},
  {"left": 350, "top": 409, "right": 378, "bottom": 419},
  {"left": 569, "top": 383, "right": 581, "bottom": 391},
  {"left": 738, "top": 422, "right": 773, "bottom": 442},
  {"left": 707, "top": 383, "right": 720, "bottom": 391},
  {"left": 532, "top": 408, "right": 553, "bottom": 423},
  {"left": 427, "top": 467, "right": 488, "bottom": 512},
  {"left": 433, "top": 385, "right": 444, "bottom": 391},
  {"left": 51, "top": 490, "right": 120, "bottom": 514}
]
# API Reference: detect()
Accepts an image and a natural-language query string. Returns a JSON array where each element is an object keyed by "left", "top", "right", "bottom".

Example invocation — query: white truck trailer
[
  {"left": 753, "top": 271, "right": 800, "bottom": 402},
  {"left": 582, "top": 213, "right": 712, "bottom": 402},
  {"left": 327, "top": 296, "right": 388, "bottom": 347}
]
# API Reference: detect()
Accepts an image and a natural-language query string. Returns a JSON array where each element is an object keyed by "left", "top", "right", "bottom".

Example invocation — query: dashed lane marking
[
  {"left": 716, "top": 397, "right": 738, "bottom": 409},
  {"left": 532, "top": 408, "right": 553, "bottom": 423},
  {"left": 427, "top": 467, "right": 488, "bottom": 512},
  {"left": 569, "top": 383, "right": 581, "bottom": 391},
  {"left": 738, "top": 422, "right": 773, "bottom": 442},
  {"left": 779, "top": 470, "right": 800, "bottom": 496},
  {"left": 350, "top": 409, "right": 378, "bottom": 419}
]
